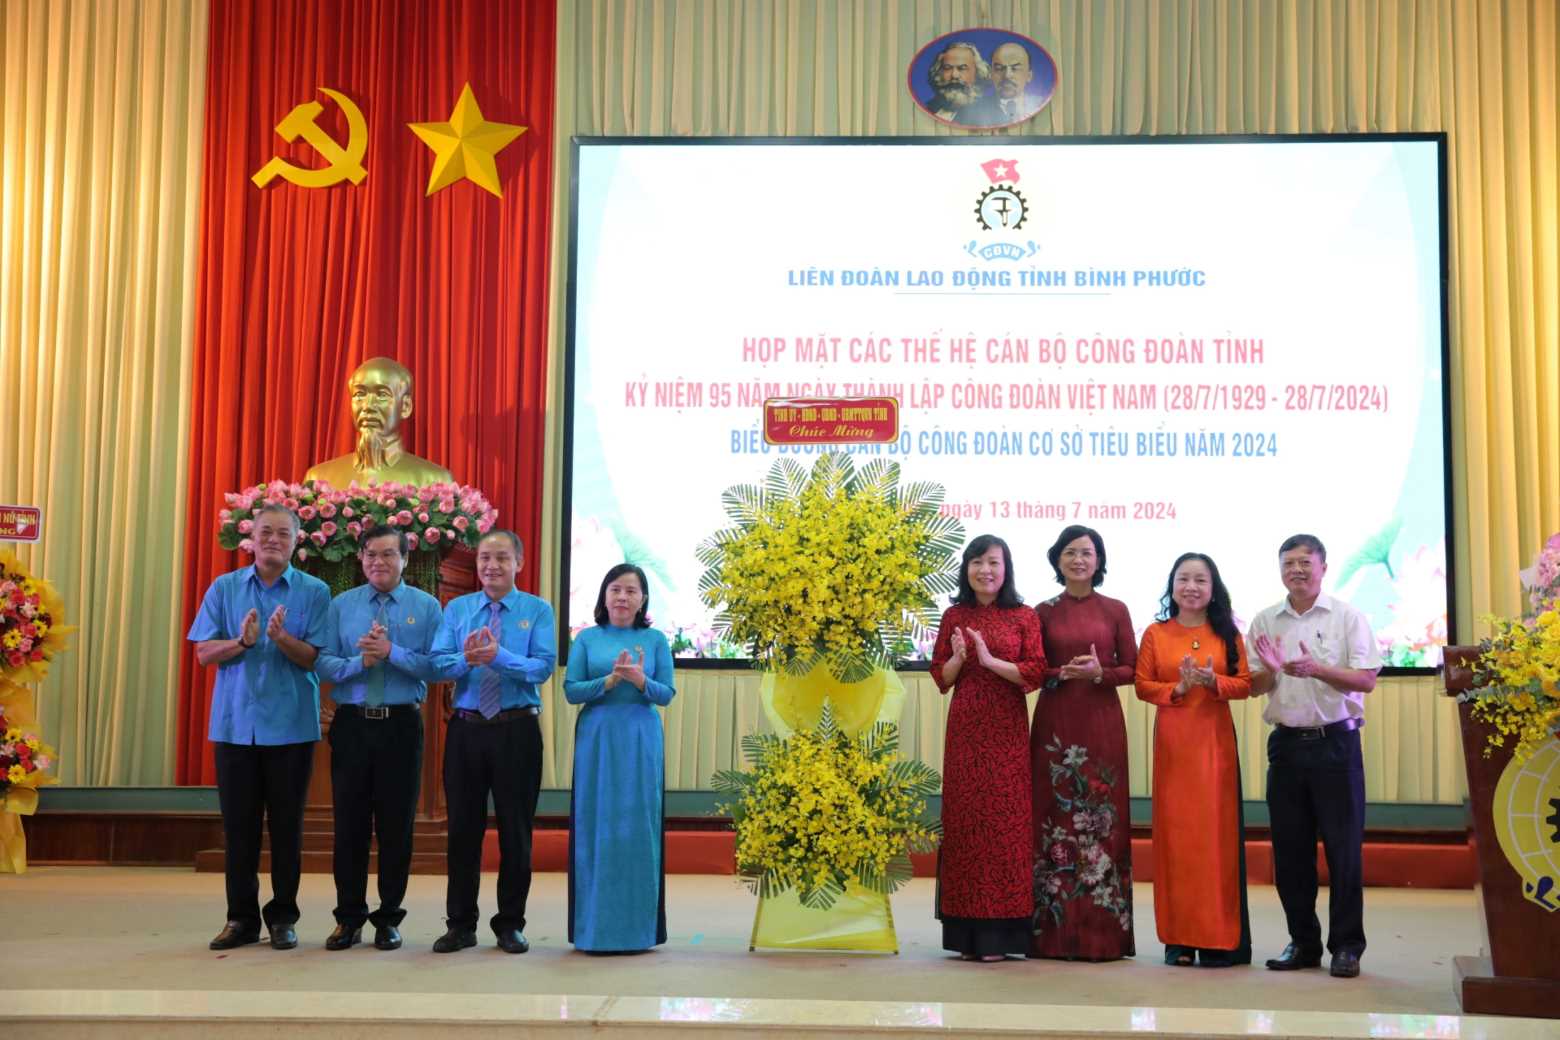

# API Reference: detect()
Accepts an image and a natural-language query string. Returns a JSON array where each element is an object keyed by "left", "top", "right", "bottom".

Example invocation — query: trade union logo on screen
[{"left": 964, "top": 157, "right": 1037, "bottom": 263}]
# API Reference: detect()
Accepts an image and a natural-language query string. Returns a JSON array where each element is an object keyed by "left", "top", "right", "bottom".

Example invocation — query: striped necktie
[{"left": 477, "top": 600, "right": 504, "bottom": 718}]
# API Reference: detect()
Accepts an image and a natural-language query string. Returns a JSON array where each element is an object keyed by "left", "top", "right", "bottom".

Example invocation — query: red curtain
[{"left": 175, "top": 0, "right": 556, "bottom": 783}]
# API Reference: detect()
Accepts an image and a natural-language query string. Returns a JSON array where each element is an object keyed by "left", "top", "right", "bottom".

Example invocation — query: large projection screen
[{"left": 565, "top": 136, "right": 1451, "bottom": 672}]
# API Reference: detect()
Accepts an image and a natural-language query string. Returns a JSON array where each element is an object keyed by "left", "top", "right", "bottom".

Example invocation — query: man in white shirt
[{"left": 1247, "top": 534, "right": 1381, "bottom": 980}]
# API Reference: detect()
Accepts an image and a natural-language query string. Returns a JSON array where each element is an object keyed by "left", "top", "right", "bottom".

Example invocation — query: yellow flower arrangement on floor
[
  {"left": 713, "top": 703, "right": 941, "bottom": 910},
  {"left": 1460, "top": 535, "right": 1560, "bottom": 762},
  {"left": 697, "top": 454, "right": 964, "bottom": 683},
  {"left": 0, "top": 551, "right": 70, "bottom": 873},
  {"left": 1, "top": 680, "right": 57, "bottom": 797}
]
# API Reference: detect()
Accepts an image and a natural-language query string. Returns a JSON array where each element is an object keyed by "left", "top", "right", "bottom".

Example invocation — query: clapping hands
[
  {"left": 1254, "top": 634, "right": 1321, "bottom": 680},
  {"left": 463, "top": 626, "right": 499, "bottom": 666},
  {"left": 1253, "top": 633, "right": 1286, "bottom": 675},
  {"left": 1059, "top": 642, "right": 1103, "bottom": 682},
  {"left": 1172, "top": 653, "right": 1216, "bottom": 704},
  {"left": 606, "top": 648, "right": 647, "bottom": 691},
  {"left": 265, "top": 606, "right": 288, "bottom": 642},
  {"left": 1281, "top": 640, "right": 1322, "bottom": 678},
  {"left": 965, "top": 628, "right": 997, "bottom": 668},
  {"left": 948, "top": 627, "right": 998, "bottom": 669},
  {"left": 357, "top": 622, "right": 391, "bottom": 667},
  {"left": 239, "top": 608, "right": 260, "bottom": 648}
]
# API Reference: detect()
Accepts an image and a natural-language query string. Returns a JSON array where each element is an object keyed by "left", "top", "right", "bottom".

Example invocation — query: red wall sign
[
  {"left": 764, "top": 397, "right": 900, "bottom": 446},
  {"left": 0, "top": 506, "right": 42, "bottom": 542}
]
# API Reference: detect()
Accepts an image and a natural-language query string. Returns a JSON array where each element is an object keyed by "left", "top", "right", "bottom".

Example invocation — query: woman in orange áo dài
[{"left": 1134, "top": 552, "right": 1252, "bottom": 968}]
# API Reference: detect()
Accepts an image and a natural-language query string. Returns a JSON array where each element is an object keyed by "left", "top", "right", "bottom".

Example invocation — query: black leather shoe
[
  {"left": 268, "top": 924, "right": 299, "bottom": 950},
  {"left": 1265, "top": 943, "right": 1323, "bottom": 970},
  {"left": 325, "top": 924, "right": 361, "bottom": 951},
  {"left": 209, "top": 921, "right": 260, "bottom": 951},
  {"left": 374, "top": 925, "right": 402, "bottom": 950},
  {"left": 496, "top": 928, "right": 530, "bottom": 954},
  {"left": 1330, "top": 951, "right": 1362, "bottom": 978},
  {"left": 432, "top": 927, "right": 478, "bottom": 953}
]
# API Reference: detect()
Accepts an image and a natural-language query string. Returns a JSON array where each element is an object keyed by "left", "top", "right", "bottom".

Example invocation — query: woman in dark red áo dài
[
  {"left": 931, "top": 534, "right": 1047, "bottom": 962},
  {"left": 1030, "top": 525, "right": 1137, "bottom": 961}
]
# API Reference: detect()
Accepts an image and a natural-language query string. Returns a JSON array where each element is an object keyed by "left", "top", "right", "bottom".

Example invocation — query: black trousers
[
  {"left": 1266, "top": 726, "right": 1367, "bottom": 958},
  {"left": 329, "top": 705, "right": 423, "bottom": 928},
  {"left": 213, "top": 740, "right": 315, "bottom": 930},
  {"left": 443, "top": 711, "right": 543, "bottom": 934}
]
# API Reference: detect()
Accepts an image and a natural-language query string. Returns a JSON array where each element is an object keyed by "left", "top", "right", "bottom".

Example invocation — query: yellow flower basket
[
  {"left": 748, "top": 669, "right": 910, "bottom": 952},
  {"left": 0, "top": 550, "right": 74, "bottom": 685},
  {"left": 1463, "top": 609, "right": 1560, "bottom": 764},
  {"left": 703, "top": 454, "right": 955, "bottom": 953},
  {"left": 763, "top": 666, "right": 905, "bottom": 739},
  {"left": 0, "top": 681, "right": 59, "bottom": 874},
  {"left": 698, "top": 454, "right": 963, "bottom": 682}
]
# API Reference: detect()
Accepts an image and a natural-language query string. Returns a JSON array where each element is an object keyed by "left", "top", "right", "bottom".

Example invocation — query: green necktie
[{"left": 367, "top": 595, "right": 387, "bottom": 707}]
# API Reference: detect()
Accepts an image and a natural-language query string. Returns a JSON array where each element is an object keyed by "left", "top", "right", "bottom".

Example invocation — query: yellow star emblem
[{"left": 408, "top": 83, "right": 525, "bottom": 198}]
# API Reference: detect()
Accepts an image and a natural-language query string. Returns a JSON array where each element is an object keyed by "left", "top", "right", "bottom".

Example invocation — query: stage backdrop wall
[
  {"left": 173, "top": 0, "right": 557, "bottom": 783},
  {"left": 1, "top": 0, "right": 1554, "bottom": 791},
  {"left": 0, "top": 0, "right": 207, "bottom": 784},
  {"left": 525, "top": 0, "right": 1558, "bottom": 801}
]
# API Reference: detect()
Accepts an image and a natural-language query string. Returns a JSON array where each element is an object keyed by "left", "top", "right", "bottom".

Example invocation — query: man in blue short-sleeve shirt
[
  {"left": 427, "top": 528, "right": 556, "bottom": 955},
  {"left": 187, "top": 504, "right": 329, "bottom": 952}
]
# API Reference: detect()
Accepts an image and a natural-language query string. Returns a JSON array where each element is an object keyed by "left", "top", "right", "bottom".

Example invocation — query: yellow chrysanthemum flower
[{"left": 1466, "top": 611, "right": 1560, "bottom": 763}]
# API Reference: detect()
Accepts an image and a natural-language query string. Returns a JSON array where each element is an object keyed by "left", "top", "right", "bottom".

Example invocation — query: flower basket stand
[
  {"left": 750, "top": 880, "right": 898, "bottom": 953},
  {"left": 747, "top": 667, "right": 907, "bottom": 954},
  {"left": 0, "top": 683, "right": 56, "bottom": 874}
]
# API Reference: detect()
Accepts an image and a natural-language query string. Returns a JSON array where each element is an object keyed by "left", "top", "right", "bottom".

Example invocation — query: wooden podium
[{"left": 1442, "top": 645, "right": 1560, "bottom": 1018}]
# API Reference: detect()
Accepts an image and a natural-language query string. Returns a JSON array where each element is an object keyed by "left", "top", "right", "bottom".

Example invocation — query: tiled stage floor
[{"left": 0, "top": 867, "right": 1548, "bottom": 1038}]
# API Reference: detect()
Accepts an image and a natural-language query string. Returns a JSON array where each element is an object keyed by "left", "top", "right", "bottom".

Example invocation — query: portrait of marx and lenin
[{"left": 909, "top": 29, "right": 1058, "bottom": 130}]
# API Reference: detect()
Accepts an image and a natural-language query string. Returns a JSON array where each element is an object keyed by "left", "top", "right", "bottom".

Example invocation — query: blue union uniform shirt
[
  {"left": 316, "top": 581, "right": 446, "bottom": 705},
  {"left": 186, "top": 564, "right": 331, "bottom": 745},
  {"left": 431, "top": 588, "right": 557, "bottom": 711}
]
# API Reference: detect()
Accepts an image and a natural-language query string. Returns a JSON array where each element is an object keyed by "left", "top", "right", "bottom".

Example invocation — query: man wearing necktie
[
  {"left": 428, "top": 529, "right": 556, "bottom": 953},
  {"left": 315, "top": 524, "right": 445, "bottom": 952},
  {"left": 188, "top": 504, "right": 330, "bottom": 952}
]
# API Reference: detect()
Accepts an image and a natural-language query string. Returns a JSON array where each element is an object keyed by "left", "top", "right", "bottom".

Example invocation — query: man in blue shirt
[
  {"left": 188, "top": 504, "right": 330, "bottom": 952},
  {"left": 315, "top": 524, "right": 445, "bottom": 952},
  {"left": 428, "top": 529, "right": 556, "bottom": 954}
]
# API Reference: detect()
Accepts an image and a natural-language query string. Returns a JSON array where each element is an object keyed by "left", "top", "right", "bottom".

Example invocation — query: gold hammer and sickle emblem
[{"left": 251, "top": 87, "right": 368, "bottom": 189}]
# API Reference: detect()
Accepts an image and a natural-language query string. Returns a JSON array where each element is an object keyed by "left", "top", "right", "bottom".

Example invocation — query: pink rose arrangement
[{"left": 217, "top": 479, "right": 498, "bottom": 564}]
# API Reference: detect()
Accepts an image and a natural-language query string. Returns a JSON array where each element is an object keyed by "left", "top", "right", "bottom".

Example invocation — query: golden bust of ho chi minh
[{"left": 305, "top": 357, "right": 454, "bottom": 489}]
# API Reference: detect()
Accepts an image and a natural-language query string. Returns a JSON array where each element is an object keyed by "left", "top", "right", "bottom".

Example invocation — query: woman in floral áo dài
[{"left": 1030, "top": 525, "right": 1137, "bottom": 961}]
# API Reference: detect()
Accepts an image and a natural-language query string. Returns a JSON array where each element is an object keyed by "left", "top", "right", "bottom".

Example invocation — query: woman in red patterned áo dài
[
  {"left": 1030, "top": 525, "right": 1137, "bottom": 961},
  {"left": 931, "top": 534, "right": 1047, "bottom": 961}
]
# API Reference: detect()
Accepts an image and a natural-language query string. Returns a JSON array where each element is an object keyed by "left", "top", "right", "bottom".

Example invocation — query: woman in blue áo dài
[{"left": 563, "top": 563, "right": 676, "bottom": 952}]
